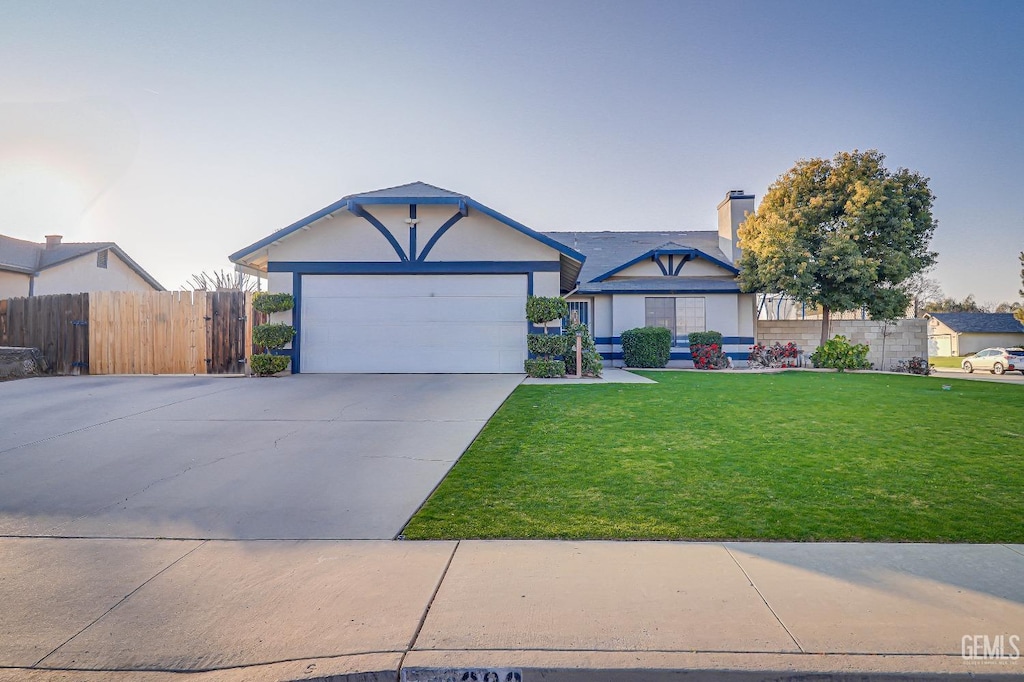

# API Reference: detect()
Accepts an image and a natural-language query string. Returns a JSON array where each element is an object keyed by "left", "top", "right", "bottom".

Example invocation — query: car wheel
[
  {"left": 993, "top": 363, "right": 1005, "bottom": 375},
  {"left": 963, "top": 362, "right": 973, "bottom": 373}
]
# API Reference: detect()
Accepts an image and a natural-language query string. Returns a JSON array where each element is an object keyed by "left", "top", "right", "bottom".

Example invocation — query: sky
[{"left": 0, "top": 0, "right": 1021, "bottom": 303}]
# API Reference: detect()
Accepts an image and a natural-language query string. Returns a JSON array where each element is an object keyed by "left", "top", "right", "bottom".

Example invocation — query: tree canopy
[{"left": 738, "top": 150, "right": 937, "bottom": 345}]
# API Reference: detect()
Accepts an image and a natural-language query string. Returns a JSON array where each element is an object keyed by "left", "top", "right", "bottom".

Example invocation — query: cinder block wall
[{"left": 756, "top": 319, "right": 929, "bottom": 369}]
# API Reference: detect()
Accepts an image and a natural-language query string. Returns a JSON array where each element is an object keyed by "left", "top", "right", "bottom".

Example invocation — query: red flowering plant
[
  {"left": 689, "top": 331, "right": 728, "bottom": 370},
  {"left": 747, "top": 341, "right": 800, "bottom": 369}
]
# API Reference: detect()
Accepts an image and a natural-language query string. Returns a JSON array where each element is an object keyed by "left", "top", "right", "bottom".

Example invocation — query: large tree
[{"left": 738, "top": 150, "right": 937, "bottom": 346}]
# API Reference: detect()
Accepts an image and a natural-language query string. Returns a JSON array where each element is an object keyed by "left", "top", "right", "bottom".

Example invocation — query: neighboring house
[
  {"left": 925, "top": 312, "right": 1024, "bottom": 356},
  {"left": 229, "top": 182, "right": 754, "bottom": 373},
  {"left": 547, "top": 191, "right": 756, "bottom": 366},
  {"left": 0, "top": 234, "right": 164, "bottom": 298}
]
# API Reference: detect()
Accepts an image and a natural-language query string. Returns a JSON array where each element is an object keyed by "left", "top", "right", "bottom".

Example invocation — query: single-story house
[
  {"left": 0, "top": 234, "right": 164, "bottom": 298},
  {"left": 229, "top": 182, "right": 755, "bottom": 373},
  {"left": 925, "top": 312, "right": 1024, "bottom": 356}
]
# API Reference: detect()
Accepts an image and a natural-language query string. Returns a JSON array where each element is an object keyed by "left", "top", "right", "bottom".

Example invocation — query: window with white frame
[{"left": 645, "top": 297, "right": 706, "bottom": 345}]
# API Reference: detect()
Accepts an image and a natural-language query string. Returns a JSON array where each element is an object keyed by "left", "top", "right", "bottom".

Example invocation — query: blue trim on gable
[
  {"left": 341, "top": 196, "right": 464, "bottom": 205},
  {"left": 229, "top": 196, "right": 353, "bottom": 261},
  {"left": 416, "top": 210, "right": 465, "bottom": 261},
  {"left": 655, "top": 256, "right": 669, "bottom": 276},
  {"left": 672, "top": 255, "right": 690, "bottom": 276},
  {"left": 269, "top": 260, "right": 560, "bottom": 274},
  {"left": 464, "top": 198, "right": 586, "bottom": 263},
  {"left": 347, "top": 202, "right": 409, "bottom": 262},
  {"left": 408, "top": 205, "right": 417, "bottom": 260},
  {"left": 590, "top": 247, "right": 738, "bottom": 282}
]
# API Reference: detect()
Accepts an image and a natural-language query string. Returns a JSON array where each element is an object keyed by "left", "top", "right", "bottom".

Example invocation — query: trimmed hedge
[
  {"left": 526, "top": 296, "right": 568, "bottom": 327},
  {"left": 811, "top": 335, "right": 871, "bottom": 371},
  {"left": 527, "top": 333, "right": 568, "bottom": 358},
  {"left": 524, "top": 359, "right": 566, "bottom": 378},
  {"left": 253, "top": 323, "right": 296, "bottom": 350},
  {"left": 688, "top": 330, "right": 723, "bottom": 347},
  {"left": 621, "top": 327, "right": 671, "bottom": 368},
  {"left": 252, "top": 292, "right": 295, "bottom": 315},
  {"left": 250, "top": 353, "right": 290, "bottom": 376},
  {"left": 689, "top": 330, "right": 728, "bottom": 370}
]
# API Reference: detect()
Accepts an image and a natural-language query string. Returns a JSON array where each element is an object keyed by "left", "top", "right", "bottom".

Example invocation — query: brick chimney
[
  {"left": 717, "top": 191, "right": 754, "bottom": 263},
  {"left": 44, "top": 235, "right": 63, "bottom": 249}
]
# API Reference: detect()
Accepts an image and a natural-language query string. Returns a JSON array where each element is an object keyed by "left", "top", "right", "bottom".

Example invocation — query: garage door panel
[{"left": 300, "top": 275, "right": 529, "bottom": 373}]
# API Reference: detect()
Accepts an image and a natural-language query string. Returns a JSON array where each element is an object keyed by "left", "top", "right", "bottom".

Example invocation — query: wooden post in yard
[{"left": 575, "top": 331, "right": 582, "bottom": 379}]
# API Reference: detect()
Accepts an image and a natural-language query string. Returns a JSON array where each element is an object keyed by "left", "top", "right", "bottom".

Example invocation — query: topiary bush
[
  {"left": 524, "top": 359, "right": 566, "bottom": 378},
  {"left": 621, "top": 327, "right": 671, "bottom": 368},
  {"left": 562, "top": 322, "right": 603, "bottom": 377},
  {"left": 253, "top": 322, "right": 297, "bottom": 350},
  {"left": 252, "top": 292, "right": 295, "bottom": 315},
  {"left": 527, "top": 333, "right": 569, "bottom": 358},
  {"left": 526, "top": 296, "right": 568, "bottom": 334},
  {"left": 811, "top": 335, "right": 871, "bottom": 371},
  {"left": 689, "top": 330, "right": 728, "bottom": 370},
  {"left": 250, "top": 353, "right": 290, "bottom": 376}
]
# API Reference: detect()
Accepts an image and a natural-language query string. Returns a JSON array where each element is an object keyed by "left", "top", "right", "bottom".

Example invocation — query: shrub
[
  {"left": 562, "top": 322, "right": 603, "bottom": 377},
  {"left": 891, "top": 356, "right": 933, "bottom": 376},
  {"left": 252, "top": 292, "right": 295, "bottom": 315},
  {"left": 527, "top": 333, "right": 569, "bottom": 358},
  {"left": 524, "top": 359, "right": 566, "bottom": 378},
  {"left": 621, "top": 327, "right": 671, "bottom": 368},
  {"left": 250, "top": 353, "right": 290, "bottom": 376},
  {"left": 689, "top": 330, "right": 727, "bottom": 370},
  {"left": 748, "top": 342, "right": 800, "bottom": 369},
  {"left": 526, "top": 296, "right": 568, "bottom": 331},
  {"left": 253, "top": 323, "right": 297, "bottom": 350},
  {"left": 810, "top": 335, "right": 871, "bottom": 371}
]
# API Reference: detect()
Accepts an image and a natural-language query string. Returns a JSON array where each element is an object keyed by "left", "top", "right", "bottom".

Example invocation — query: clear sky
[{"left": 1, "top": 0, "right": 1021, "bottom": 302}]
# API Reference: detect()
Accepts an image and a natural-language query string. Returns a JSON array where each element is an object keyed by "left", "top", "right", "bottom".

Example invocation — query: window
[
  {"left": 564, "top": 300, "right": 590, "bottom": 329},
  {"left": 96, "top": 249, "right": 108, "bottom": 269},
  {"left": 645, "top": 298, "right": 676, "bottom": 340},
  {"left": 645, "top": 297, "right": 706, "bottom": 345}
]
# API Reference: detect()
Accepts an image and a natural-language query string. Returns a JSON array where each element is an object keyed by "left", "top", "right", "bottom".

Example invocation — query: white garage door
[{"left": 300, "top": 274, "right": 528, "bottom": 373}]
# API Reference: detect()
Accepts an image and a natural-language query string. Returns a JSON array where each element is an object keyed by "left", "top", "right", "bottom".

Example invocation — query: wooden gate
[
  {"left": 0, "top": 294, "right": 89, "bottom": 374},
  {"left": 205, "top": 291, "right": 249, "bottom": 374}
]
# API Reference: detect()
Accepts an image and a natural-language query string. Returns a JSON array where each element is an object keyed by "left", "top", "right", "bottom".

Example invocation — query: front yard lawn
[
  {"left": 930, "top": 356, "right": 966, "bottom": 369},
  {"left": 403, "top": 372, "right": 1024, "bottom": 542}
]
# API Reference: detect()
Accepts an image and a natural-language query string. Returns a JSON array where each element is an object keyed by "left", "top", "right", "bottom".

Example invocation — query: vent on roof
[{"left": 96, "top": 249, "right": 108, "bottom": 269}]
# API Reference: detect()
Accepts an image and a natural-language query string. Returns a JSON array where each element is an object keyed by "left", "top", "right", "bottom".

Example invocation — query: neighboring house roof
[
  {"left": 0, "top": 234, "right": 165, "bottom": 291},
  {"left": 229, "top": 181, "right": 587, "bottom": 290},
  {"left": 544, "top": 231, "right": 738, "bottom": 294},
  {"left": 926, "top": 312, "right": 1024, "bottom": 334}
]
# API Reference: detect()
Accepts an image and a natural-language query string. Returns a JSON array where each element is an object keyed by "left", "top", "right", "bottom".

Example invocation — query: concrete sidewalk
[{"left": 2, "top": 539, "right": 1022, "bottom": 681}]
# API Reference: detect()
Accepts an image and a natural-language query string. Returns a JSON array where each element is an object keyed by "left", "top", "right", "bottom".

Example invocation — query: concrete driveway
[{"left": 0, "top": 374, "right": 521, "bottom": 540}]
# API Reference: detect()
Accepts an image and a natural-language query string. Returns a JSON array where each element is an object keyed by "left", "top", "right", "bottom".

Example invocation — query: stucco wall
[
  {"left": 609, "top": 256, "right": 734, "bottom": 279},
  {"left": 0, "top": 270, "right": 30, "bottom": 298},
  {"left": 756, "top": 318, "right": 929, "bottom": 369},
  {"left": 33, "top": 251, "right": 158, "bottom": 295},
  {"left": 954, "top": 332, "right": 1024, "bottom": 355}
]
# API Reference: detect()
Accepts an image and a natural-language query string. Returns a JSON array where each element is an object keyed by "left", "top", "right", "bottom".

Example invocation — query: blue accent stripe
[
  {"left": 603, "top": 351, "right": 750, "bottom": 361},
  {"left": 655, "top": 256, "right": 669, "bottom": 275},
  {"left": 672, "top": 255, "right": 689, "bottom": 275},
  {"left": 348, "top": 202, "right": 409, "bottom": 262},
  {"left": 595, "top": 336, "right": 754, "bottom": 345},
  {"left": 269, "top": 260, "right": 561, "bottom": 274},
  {"left": 416, "top": 210, "right": 464, "bottom": 261}
]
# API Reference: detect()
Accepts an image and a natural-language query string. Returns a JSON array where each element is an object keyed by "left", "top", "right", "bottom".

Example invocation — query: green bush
[
  {"left": 252, "top": 292, "right": 295, "bottom": 314},
  {"left": 811, "top": 335, "right": 872, "bottom": 371},
  {"left": 526, "top": 296, "right": 568, "bottom": 329},
  {"left": 253, "top": 323, "right": 296, "bottom": 350},
  {"left": 562, "top": 322, "right": 603, "bottom": 377},
  {"left": 250, "top": 353, "right": 290, "bottom": 376},
  {"left": 688, "top": 330, "right": 723, "bottom": 347},
  {"left": 621, "top": 327, "right": 671, "bottom": 368},
  {"left": 527, "top": 333, "right": 569, "bottom": 358},
  {"left": 524, "top": 359, "right": 566, "bottom": 378}
]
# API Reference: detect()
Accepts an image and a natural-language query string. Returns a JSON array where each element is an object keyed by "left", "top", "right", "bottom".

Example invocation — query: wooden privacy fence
[{"left": 0, "top": 291, "right": 254, "bottom": 375}]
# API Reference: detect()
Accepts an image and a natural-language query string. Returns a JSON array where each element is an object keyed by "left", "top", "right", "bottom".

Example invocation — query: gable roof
[
  {"left": 927, "top": 312, "right": 1024, "bottom": 334},
  {"left": 229, "top": 182, "right": 587, "bottom": 290},
  {"left": 0, "top": 235, "right": 165, "bottom": 290},
  {"left": 543, "top": 231, "right": 738, "bottom": 294}
]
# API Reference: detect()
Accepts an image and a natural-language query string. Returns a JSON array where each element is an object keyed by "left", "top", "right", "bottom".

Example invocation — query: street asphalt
[{"left": 0, "top": 374, "right": 522, "bottom": 540}]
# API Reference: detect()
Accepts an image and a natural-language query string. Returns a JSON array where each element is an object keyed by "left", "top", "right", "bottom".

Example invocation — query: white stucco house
[
  {"left": 925, "top": 312, "right": 1024, "bottom": 356},
  {"left": 229, "top": 182, "right": 755, "bottom": 373},
  {"left": 0, "top": 234, "right": 164, "bottom": 298}
]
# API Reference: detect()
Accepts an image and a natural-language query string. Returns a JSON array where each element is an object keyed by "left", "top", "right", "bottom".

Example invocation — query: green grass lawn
[
  {"left": 930, "top": 356, "right": 967, "bottom": 369},
  {"left": 403, "top": 371, "right": 1024, "bottom": 542}
]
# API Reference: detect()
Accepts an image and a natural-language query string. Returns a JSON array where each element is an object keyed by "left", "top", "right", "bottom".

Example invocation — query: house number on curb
[{"left": 401, "top": 668, "right": 523, "bottom": 682}]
